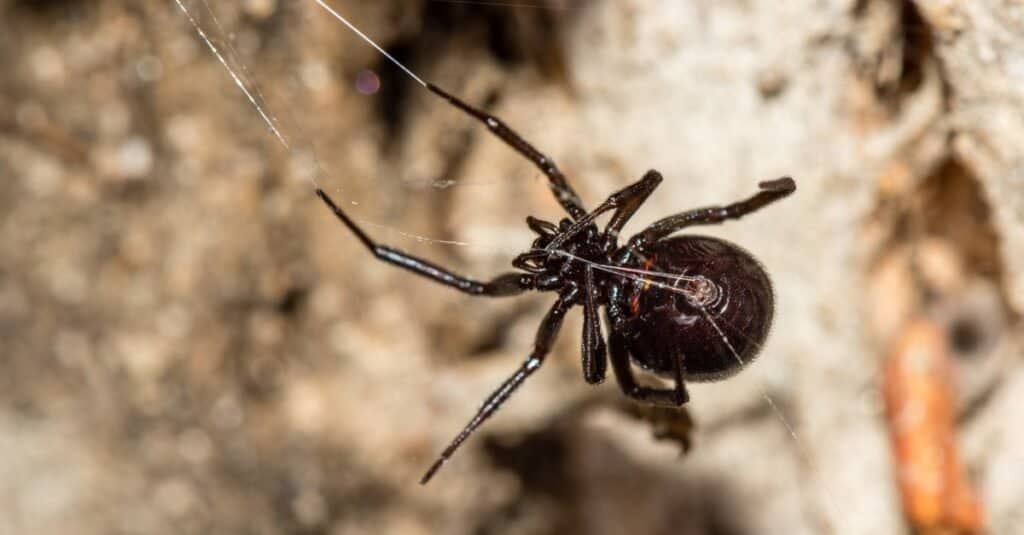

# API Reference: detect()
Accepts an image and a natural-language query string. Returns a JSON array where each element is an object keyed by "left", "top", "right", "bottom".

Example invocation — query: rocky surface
[{"left": 1, "top": 1, "right": 1021, "bottom": 534}]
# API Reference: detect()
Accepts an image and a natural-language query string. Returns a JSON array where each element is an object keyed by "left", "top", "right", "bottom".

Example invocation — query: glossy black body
[
  {"left": 316, "top": 82, "right": 796, "bottom": 483},
  {"left": 614, "top": 236, "right": 774, "bottom": 381}
]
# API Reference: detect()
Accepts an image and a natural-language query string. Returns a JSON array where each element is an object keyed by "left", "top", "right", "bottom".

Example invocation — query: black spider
[{"left": 316, "top": 83, "right": 796, "bottom": 484}]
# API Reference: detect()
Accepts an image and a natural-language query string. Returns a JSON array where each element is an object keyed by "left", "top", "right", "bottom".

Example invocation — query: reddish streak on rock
[{"left": 883, "top": 318, "right": 984, "bottom": 535}]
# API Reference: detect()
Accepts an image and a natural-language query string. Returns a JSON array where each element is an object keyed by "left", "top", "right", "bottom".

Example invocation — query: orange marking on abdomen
[{"left": 628, "top": 255, "right": 658, "bottom": 316}]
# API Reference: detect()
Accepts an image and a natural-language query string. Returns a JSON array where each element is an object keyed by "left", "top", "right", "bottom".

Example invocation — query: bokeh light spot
[{"left": 355, "top": 69, "right": 380, "bottom": 95}]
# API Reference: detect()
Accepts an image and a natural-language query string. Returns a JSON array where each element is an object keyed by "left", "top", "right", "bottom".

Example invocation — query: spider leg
[
  {"left": 606, "top": 329, "right": 689, "bottom": 407},
  {"left": 547, "top": 170, "right": 663, "bottom": 251},
  {"left": 420, "top": 287, "right": 578, "bottom": 484},
  {"left": 625, "top": 177, "right": 796, "bottom": 249},
  {"left": 317, "top": 188, "right": 532, "bottom": 296},
  {"left": 426, "top": 83, "right": 587, "bottom": 220},
  {"left": 601, "top": 169, "right": 663, "bottom": 243},
  {"left": 581, "top": 265, "right": 607, "bottom": 384}
]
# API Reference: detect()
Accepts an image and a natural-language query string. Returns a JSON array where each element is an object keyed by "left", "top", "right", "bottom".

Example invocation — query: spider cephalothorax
[{"left": 316, "top": 82, "right": 795, "bottom": 483}]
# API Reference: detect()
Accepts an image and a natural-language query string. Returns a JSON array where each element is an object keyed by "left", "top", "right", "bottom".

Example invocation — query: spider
[{"left": 316, "top": 82, "right": 796, "bottom": 484}]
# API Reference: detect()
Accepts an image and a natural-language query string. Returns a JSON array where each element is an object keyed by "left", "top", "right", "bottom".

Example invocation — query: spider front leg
[
  {"left": 600, "top": 169, "right": 663, "bottom": 244},
  {"left": 426, "top": 83, "right": 587, "bottom": 220},
  {"left": 538, "top": 170, "right": 662, "bottom": 251},
  {"left": 420, "top": 287, "right": 578, "bottom": 484},
  {"left": 542, "top": 169, "right": 663, "bottom": 252},
  {"left": 317, "top": 188, "right": 532, "bottom": 296}
]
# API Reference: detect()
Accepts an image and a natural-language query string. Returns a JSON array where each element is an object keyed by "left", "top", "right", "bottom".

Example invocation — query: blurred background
[{"left": 1, "top": 0, "right": 1023, "bottom": 533}]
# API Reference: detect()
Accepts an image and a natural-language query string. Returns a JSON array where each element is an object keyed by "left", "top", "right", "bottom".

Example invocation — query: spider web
[
  {"left": 173, "top": 1, "right": 845, "bottom": 531},
  {"left": 172, "top": 0, "right": 516, "bottom": 254}
]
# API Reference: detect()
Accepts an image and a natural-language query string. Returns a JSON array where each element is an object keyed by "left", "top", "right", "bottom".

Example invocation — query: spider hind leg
[
  {"left": 607, "top": 330, "right": 690, "bottom": 407},
  {"left": 420, "top": 288, "right": 577, "bottom": 484},
  {"left": 628, "top": 177, "right": 796, "bottom": 248}
]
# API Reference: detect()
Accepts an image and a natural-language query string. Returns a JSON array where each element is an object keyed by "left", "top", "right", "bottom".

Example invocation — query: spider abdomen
[{"left": 615, "top": 235, "right": 774, "bottom": 382}]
